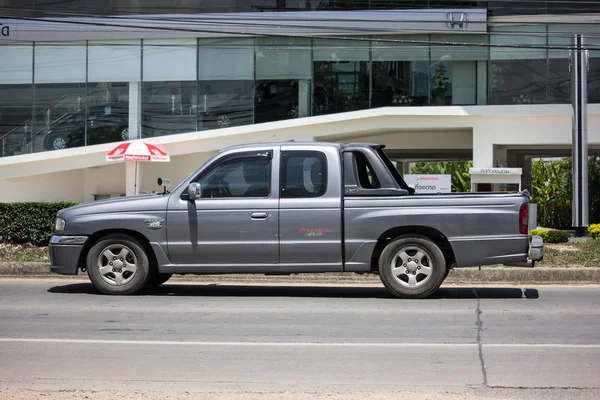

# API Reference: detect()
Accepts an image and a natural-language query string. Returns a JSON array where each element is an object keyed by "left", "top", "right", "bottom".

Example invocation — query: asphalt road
[{"left": 1, "top": 279, "right": 600, "bottom": 399}]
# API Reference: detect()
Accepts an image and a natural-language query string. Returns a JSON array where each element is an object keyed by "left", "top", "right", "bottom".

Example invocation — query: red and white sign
[
  {"left": 404, "top": 174, "right": 452, "bottom": 193},
  {"left": 106, "top": 142, "right": 170, "bottom": 162}
]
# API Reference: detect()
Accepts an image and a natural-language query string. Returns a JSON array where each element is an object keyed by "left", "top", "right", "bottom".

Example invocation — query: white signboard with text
[{"left": 404, "top": 174, "right": 452, "bottom": 194}]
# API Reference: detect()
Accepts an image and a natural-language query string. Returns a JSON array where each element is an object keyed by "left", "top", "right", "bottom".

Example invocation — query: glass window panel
[
  {"left": 255, "top": 37, "right": 311, "bottom": 80},
  {"left": 449, "top": 61, "right": 477, "bottom": 105},
  {"left": 35, "top": 83, "right": 87, "bottom": 151},
  {"left": 430, "top": 34, "right": 488, "bottom": 61},
  {"left": 547, "top": 58, "right": 571, "bottom": 104},
  {"left": 142, "top": 81, "right": 198, "bottom": 137},
  {"left": 372, "top": 61, "right": 429, "bottom": 107},
  {"left": 0, "top": 84, "right": 32, "bottom": 157},
  {"left": 490, "top": 26, "right": 547, "bottom": 60},
  {"left": 589, "top": 60, "right": 600, "bottom": 103},
  {"left": 487, "top": 1, "right": 544, "bottom": 17},
  {"left": 313, "top": 38, "right": 369, "bottom": 62},
  {"left": 34, "top": 42, "right": 86, "bottom": 83},
  {"left": 547, "top": 25, "right": 600, "bottom": 104},
  {"left": 371, "top": 35, "right": 429, "bottom": 62},
  {"left": 546, "top": 2, "right": 600, "bottom": 14},
  {"left": 313, "top": 60, "right": 369, "bottom": 115},
  {"left": 0, "top": 43, "right": 33, "bottom": 84},
  {"left": 198, "top": 38, "right": 254, "bottom": 81},
  {"left": 88, "top": 40, "right": 141, "bottom": 83},
  {"left": 251, "top": 0, "right": 319, "bottom": 11},
  {"left": 548, "top": 24, "right": 600, "bottom": 59},
  {"left": 143, "top": 38, "right": 197, "bottom": 82},
  {"left": 85, "top": 82, "right": 130, "bottom": 146},
  {"left": 431, "top": 61, "right": 452, "bottom": 105},
  {"left": 488, "top": 59, "right": 547, "bottom": 105},
  {"left": 255, "top": 79, "right": 299, "bottom": 124},
  {"left": 198, "top": 80, "right": 254, "bottom": 130}
]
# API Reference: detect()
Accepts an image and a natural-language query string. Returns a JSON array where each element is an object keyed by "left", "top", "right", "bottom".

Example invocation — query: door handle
[{"left": 250, "top": 212, "right": 268, "bottom": 220}]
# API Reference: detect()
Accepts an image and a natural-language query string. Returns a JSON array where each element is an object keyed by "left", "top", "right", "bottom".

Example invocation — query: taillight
[{"left": 519, "top": 202, "right": 529, "bottom": 235}]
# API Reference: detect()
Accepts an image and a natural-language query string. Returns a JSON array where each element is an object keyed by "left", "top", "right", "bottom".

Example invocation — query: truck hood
[{"left": 58, "top": 194, "right": 170, "bottom": 219}]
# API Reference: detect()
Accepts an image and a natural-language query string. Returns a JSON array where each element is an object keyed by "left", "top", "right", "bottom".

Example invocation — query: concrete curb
[{"left": 2, "top": 262, "right": 600, "bottom": 284}]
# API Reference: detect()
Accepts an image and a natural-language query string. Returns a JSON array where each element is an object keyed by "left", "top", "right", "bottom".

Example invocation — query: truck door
[
  {"left": 278, "top": 145, "right": 343, "bottom": 271},
  {"left": 166, "top": 149, "right": 279, "bottom": 267}
]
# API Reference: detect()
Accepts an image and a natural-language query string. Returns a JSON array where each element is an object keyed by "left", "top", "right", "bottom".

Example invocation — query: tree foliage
[
  {"left": 531, "top": 157, "right": 600, "bottom": 229},
  {"left": 531, "top": 158, "right": 573, "bottom": 229}
]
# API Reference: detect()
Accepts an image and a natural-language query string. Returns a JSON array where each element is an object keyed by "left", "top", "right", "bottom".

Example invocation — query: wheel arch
[
  {"left": 77, "top": 229, "right": 158, "bottom": 273},
  {"left": 370, "top": 226, "right": 456, "bottom": 272}
]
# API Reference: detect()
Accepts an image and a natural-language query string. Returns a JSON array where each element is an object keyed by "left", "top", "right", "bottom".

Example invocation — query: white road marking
[{"left": 0, "top": 338, "right": 599, "bottom": 348}]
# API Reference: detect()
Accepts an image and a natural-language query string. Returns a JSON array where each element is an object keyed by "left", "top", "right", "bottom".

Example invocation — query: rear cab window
[
  {"left": 280, "top": 150, "right": 328, "bottom": 198},
  {"left": 354, "top": 151, "right": 381, "bottom": 189}
]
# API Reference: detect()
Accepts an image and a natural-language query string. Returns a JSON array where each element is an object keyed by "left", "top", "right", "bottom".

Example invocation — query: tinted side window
[
  {"left": 195, "top": 157, "right": 271, "bottom": 198},
  {"left": 354, "top": 152, "right": 381, "bottom": 189},
  {"left": 280, "top": 151, "right": 327, "bottom": 198}
]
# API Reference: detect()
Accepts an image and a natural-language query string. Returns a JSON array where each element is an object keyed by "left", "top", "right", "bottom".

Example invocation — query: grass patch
[
  {"left": 0, "top": 243, "right": 49, "bottom": 263},
  {"left": 537, "top": 240, "right": 600, "bottom": 268}
]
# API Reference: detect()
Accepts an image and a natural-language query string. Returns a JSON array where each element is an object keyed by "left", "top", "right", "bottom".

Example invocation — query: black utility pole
[{"left": 570, "top": 34, "right": 589, "bottom": 236}]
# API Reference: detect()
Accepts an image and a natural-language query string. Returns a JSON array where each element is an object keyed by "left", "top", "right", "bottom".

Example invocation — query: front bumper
[
  {"left": 48, "top": 235, "right": 88, "bottom": 275},
  {"left": 504, "top": 234, "right": 544, "bottom": 268}
]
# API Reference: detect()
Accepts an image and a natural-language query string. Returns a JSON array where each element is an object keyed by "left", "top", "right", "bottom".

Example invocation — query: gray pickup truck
[{"left": 49, "top": 142, "right": 544, "bottom": 298}]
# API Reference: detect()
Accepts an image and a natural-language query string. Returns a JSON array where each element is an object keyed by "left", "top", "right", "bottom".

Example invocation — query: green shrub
[
  {"left": 0, "top": 202, "right": 78, "bottom": 246},
  {"left": 531, "top": 157, "right": 600, "bottom": 229},
  {"left": 530, "top": 228, "right": 570, "bottom": 244},
  {"left": 589, "top": 224, "right": 600, "bottom": 240}
]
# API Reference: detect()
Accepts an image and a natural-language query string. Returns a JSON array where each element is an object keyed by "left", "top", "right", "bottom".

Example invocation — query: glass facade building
[
  {"left": 1, "top": 2, "right": 600, "bottom": 157},
  {"left": 2, "top": 1, "right": 600, "bottom": 17}
]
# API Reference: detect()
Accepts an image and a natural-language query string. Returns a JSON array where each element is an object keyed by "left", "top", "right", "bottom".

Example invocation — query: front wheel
[
  {"left": 86, "top": 234, "right": 151, "bottom": 295},
  {"left": 378, "top": 236, "right": 447, "bottom": 299}
]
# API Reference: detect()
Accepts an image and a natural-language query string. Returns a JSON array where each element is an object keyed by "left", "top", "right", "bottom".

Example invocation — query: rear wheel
[
  {"left": 86, "top": 234, "right": 151, "bottom": 295},
  {"left": 378, "top": 235, "right": 447, "bottom": 299}
]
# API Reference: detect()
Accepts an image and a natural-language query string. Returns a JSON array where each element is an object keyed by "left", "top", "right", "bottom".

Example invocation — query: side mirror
[
  {"left": 157, "top": 177, "right": 172, "bottom": 187},
  {"left": 187, "top": 183, "right": 202, "bottom": 200}
]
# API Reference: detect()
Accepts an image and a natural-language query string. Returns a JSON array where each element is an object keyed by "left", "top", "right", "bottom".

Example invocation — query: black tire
[
  {"left": 378, "top": 235, "right": 447, "bottom": 299},
  {"left": 86, "top": 234, "right": 151, "bottom": 295}
]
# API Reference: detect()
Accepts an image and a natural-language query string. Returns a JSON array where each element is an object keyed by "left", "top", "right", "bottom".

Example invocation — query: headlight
[{"left": 55, "top": 217, "right": 66, "bottom": 231}]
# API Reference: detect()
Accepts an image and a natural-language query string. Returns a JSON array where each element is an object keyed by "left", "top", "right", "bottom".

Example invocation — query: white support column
[
  {"left": 451, "top": 61, "right": 476, "bottom": 105},
  {"left": 128, "top": 82, "right": 142, "bottom": 140},
  {"left": 125, "top": 162, "right": 142, "bottom": 196},
  {"left": 402, "top": 162, "right": 411, "bottom": 175},
  {"left": 493, "top": 146, "right": 508, "bottom": 167},
  {"left": 298, "top": 79, "right": 310, "bottom": 118},
  {"left": 522, "top": 156, "right": 533, "bottom": 193},
  {"left": 472, "top": 127, "right": 494, "bottom": 168},
  {"left": 82, "top": 168, "right": 97, "bottom": 202}
]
